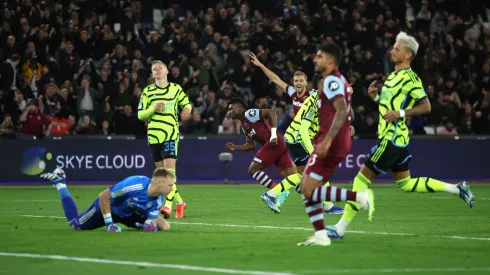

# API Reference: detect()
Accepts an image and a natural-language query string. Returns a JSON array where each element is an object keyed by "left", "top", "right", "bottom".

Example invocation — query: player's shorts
[
  {"left": 149, "top": 140, "right": 179, "bottom": 162},
  {"left": 286, "top": 142, "right": 310, "bottom": 166},
  {"left": 72, "top": 198, "right": 145, "bottom": 230},
  {"left": 364, "top": 139, "right": 412, "bottom": 175},
  {"left": 254, "top": 140, "right": 294, "bottom": 172},
  {"left": 304, "top": 150, "right": 345, "bottom": 182}
]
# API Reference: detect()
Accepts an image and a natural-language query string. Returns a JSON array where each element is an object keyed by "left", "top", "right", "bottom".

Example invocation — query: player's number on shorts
[{"left": 165, "top": 141, "right": 175, "bottom": 152}]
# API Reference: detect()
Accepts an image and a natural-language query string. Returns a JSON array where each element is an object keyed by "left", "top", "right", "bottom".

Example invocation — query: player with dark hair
[
  {"left": 297, "top": 43, "right": 375, "bottom": 246},
  {"left": 225, "top": 98, "right": 299, "bottom": 213},
  {"left": 326, "top": 32, "right": 475, "bottom": 240},
  {"left": 138, "top": 60, "right": 191, "bottom": 219},
  {"left": 40, "top": 167, "right": 175, "bottom": 232}
]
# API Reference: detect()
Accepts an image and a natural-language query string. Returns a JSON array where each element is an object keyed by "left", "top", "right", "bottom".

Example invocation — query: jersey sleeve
[
  {"left": 322, "top": 75, "right": 345, "bottom": 100},
  {"left": 409, "top": 82, "right": 427, "bottom": 102},
  {"left": 138, "top": 90, "right": 149, "bottom": 111},
  {"left": 109, "top": 177, "right": 146, "bottom": 199},
  {"left": 244, "top": 109, "right": 261, "bottom": 123},
  {"left": 176, "top": 85, "right": 191, "bottom": 109},
  {"left": 286, "top": 85, "right": 296, "bottom": 97},
  {"left": 147, "top": 195, "right": 164, "bottom": 220},
  {"left": 301, "top": 97, "right": 316, "bottom": 122},
  {"left": 308, "top": 89, "right": 316, "bottom": 96}
]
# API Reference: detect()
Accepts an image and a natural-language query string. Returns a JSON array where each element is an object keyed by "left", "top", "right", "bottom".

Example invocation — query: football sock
[
  {"left": 252, "top": 170, "right": 276, "bottom": 189},
  {"left": 309, "top": 186, "right": 357, "bottom": 203},
  {"left": 57, "top": 185, "right": 78, "bottom": 223},
  {"left": 302, "top": 194, "right": 324, "bottom": 231},
  {"left": 267, "top": 173, "right": 301, "bottom": 197},
  {"left": 174, "top": 188, "right": 184, "bottom": 205},
  {"left": 337, "top": 172, "right": 371, "bottom": 234},
  {"left": 321, "top": 181, "right": 335, "bottom": 209},
  {"left": 396, "top": 177, "right": 457, "bottom": 194}
]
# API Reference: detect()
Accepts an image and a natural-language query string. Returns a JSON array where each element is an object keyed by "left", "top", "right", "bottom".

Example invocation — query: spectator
[
  {"left": 0, "top": 115, "right": 16, "bottom": 137},
  {"left": 73, "top": 75, "right": 103, "bottom": 120},
  {"left": 440, "top": 121, "right": 458, "bottom": 135},
  {"left": 76, "top": 115, "right": 97, "bottom": 135},
  {"left": 114, "top": 105, "right": 145, "bottom": 137},
  {"left": 98, "top": 120, "right": 113, "bottom": 136},
  {"left": 19, "top": 102, "right": 51, "bottom": 137}
]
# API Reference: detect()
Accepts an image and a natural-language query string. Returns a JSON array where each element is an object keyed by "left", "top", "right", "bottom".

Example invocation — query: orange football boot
[
  {"left": 175, "top": 202, "right": 187, "bottom": 219},
  {"left": 160, "top": 206, "right": 171, "bottom": 219}
]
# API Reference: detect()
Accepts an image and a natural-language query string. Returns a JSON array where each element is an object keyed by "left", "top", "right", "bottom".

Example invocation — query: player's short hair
[
  {"left": 293, "top": 71, "right": 307, "bottom": 81},
  {"left": 152, "top": 60, "right": 167, "bottom": 67},
  {"left": 396, "top": 31, "right": 419, "bottom": 57},
  {"left": 228, "top": 97, "right": 247, "bottom": 109},
  {"left": 319, "top": 43, "right": 342, "bottom": 66},
  {"left": 152, "top": 167, "right": 175, "bottom": 179}
]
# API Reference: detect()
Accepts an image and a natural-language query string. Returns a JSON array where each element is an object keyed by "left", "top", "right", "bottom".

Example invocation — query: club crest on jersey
[
  {"left": 110, "top": 190, "right": 124, "bottom": 198},
  {"left": 328, "top": 81, "right": 340, "bottom": 91},
  {"left": 146, "top": 202, "right": 153, "bottom": 208}
]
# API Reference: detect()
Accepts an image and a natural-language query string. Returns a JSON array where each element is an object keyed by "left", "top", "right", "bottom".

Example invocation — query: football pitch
[{"left": 0, "top": 184, "right": 489, "bottom": 275}]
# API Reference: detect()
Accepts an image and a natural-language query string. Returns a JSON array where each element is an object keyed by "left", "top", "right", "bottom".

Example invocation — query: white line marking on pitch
[
  {"left": 18, "top": 215, "right": 490, "bottom": 241},
  {"left": 430, "top": 197, "right": 490, "bottom": 200},
  {"left": 301, "top": 267, "right": 490, "bottom": 274},
  {"left": 0, "top": 252, "right": 296, "bottom": 275},
  {"left": 1, "top": 252, "right": 488, "bottom": 274}
]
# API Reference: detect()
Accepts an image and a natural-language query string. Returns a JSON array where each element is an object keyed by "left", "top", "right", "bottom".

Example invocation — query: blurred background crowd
[{"left": 0, "top": 0, "right": 489, "bottom": 139}]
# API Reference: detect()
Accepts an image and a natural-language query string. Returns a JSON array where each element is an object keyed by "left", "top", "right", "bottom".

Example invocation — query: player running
[
  {"left": 326, "top": 32, "right": 475, "bottom": 240},
  {"left": 138, "top": 60, "right": 191, "bottom": 219},
  {"left": 297, "top": 44, "right": 375, "bottom": 246},
  {"left": 225, "top": 98, "right": 300, "bottom": 213},
  {"left": 39, "top": 167, "right": 174, "bottom": 232},
  {"left": 250, "top": 52, "right": 314, "bottom": 114}
]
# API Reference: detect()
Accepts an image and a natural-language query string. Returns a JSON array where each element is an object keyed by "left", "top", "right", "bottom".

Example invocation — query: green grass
[{"left": 0, "top": 184, "right": 489, "bottom": 275}]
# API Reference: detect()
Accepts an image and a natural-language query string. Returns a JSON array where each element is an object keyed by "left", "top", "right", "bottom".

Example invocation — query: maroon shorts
[
  {"left": 253, "top": 141, "right": 294, "bottom": 173},
  {"left": 304, "top": 149, "right": 345, "bottom": 182}
]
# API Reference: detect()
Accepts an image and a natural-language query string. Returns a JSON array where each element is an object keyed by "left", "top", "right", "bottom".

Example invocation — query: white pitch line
[
  {"left": 301, "top": 267, "right": 490, "bottom": 274},
  {"left": 430, "top": 197, "right": 490, "bottom": 200},
  {"left": 18, "top": 215, "right": 490, "bottom": 241},
  {"left": 0, "top": 252, "right": 296, "bottom": 275}
]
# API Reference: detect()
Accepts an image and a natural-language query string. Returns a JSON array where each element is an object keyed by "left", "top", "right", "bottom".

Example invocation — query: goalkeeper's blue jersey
[{"left": 108, "top": 176, "right": 163, "bottom": 220}]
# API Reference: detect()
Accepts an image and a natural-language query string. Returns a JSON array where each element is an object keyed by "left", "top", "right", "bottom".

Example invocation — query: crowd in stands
[{"left": 0, "top": 0, "right": 489, "bottom": 139}]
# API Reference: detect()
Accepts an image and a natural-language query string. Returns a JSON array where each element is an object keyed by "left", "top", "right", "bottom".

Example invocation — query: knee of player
[
  {"left": 248, "top": 166, "right": 260, "bottom": 176},
  {"left": 301, "top": 184, "right": 314, "bottom": 199}
]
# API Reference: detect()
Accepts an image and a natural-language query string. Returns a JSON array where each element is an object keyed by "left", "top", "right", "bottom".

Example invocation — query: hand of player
[
  {"left": 349, "top": 125, "right": 355, "bottom": 137},
  {"left": 181, "top": 107, "right": 191, "bottom": 121},
  {"left": 249, "top": 52, "right": 263, "bottom": 68},
  {"left": 225, "top": 142, "right": 235, "bottom": 152},
  {"left": 367, "top": 80, "right": 378, "bottom": 99},
  {"left": 316, "top": 139, "right": 332, "bottom": 158},
  {"left": 153, "top": 102, "right": 164, "bottom": 111},
  {"left": 106, "top": 223, "right": 122, "bottom": 232},
  {"left": 383, "top": 110, "right": 400, "bottom": 123},
  {"left": 269, "top": 138, "right": 278, "bottom": 148}
]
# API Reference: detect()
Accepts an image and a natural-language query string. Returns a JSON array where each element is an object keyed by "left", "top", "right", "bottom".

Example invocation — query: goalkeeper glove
[
  {"left": 104, "top": 214, "right": 121, "bottom": 232},
  {"left": 135, "top": 220, "right": 158, "bottom": 232}
]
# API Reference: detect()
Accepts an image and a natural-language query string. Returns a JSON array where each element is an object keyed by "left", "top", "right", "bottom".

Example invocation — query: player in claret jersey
[
  {"left": 225, "top": 98, "right": 301, "bottom": 213},
  {"left": 250, "top": 52, "right": 314, "bottom": 115},
  {"left": 297, "top": 44, "right": 375, "bottom": 246}
]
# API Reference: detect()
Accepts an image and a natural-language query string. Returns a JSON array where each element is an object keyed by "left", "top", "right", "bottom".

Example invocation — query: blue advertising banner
[{"left": 0, "top": 137, "right": 488, "bottom": 184}]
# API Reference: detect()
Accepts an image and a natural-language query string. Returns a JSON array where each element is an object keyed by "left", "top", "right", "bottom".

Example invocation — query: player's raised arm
[
  {"left": 250, "top": 52, "right": 288, "bottom": 92},
  {"left": 367, "top": 80, "right": 380, "bottom": 104},
  {"left": 98, "top": 188, "right": 122, "bottom": 232},
  {"left": 176, "top": 85, "right": 192, "bottom": 120}
]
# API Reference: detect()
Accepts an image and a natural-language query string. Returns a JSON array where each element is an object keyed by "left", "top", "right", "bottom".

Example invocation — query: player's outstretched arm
[
  {"left": 98, "top": 189, "right": 122, "bottom": 232},
  {"left": 367, "top": 80, "right": 380, "bottom": 104},
  {"left": 260, "top": 109, "right": 278, "bottom": 146},
  {"left": 249, "top": 52, "right": 288, "bottom": 92},
  {"left": 226, "top": 136, "right": 256, "bottom": 151}
]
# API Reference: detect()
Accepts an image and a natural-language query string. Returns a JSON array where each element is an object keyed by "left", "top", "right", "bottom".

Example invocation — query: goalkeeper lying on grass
[{"left": 40, "top": 167, "right": 174, "bottom": 232}]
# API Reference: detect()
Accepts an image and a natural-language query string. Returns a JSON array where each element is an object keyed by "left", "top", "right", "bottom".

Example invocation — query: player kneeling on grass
[{"left": 40, "top": 167, "right": 174, "bottom": 232}]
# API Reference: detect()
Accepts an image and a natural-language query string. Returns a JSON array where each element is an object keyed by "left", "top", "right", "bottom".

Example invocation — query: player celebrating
[
  {"left": 225, "top": 98, "right": 300, "bottom": 213},
  {"left": 297, "top": 44, "right": 375, "bottom": 246},
  {"left": 326, "top": 32, "right": 475, "bottom": 240},
  {"left": 138, "top": 60, "right": 191, "bottom": 219},
  {"left": 39, "top": 167, "right": 174, "bottom": 232},
  {"left": 250, "top": 52, "right": 314, "bottom": 114}
]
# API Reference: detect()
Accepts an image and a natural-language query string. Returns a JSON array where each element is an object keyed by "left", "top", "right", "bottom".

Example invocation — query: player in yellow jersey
[
  {"left": 326, "top": 32, "right": 475, "bottom": 240},
  {"left": 138, "top": 60, "right": 192, "bottom": 219}
]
